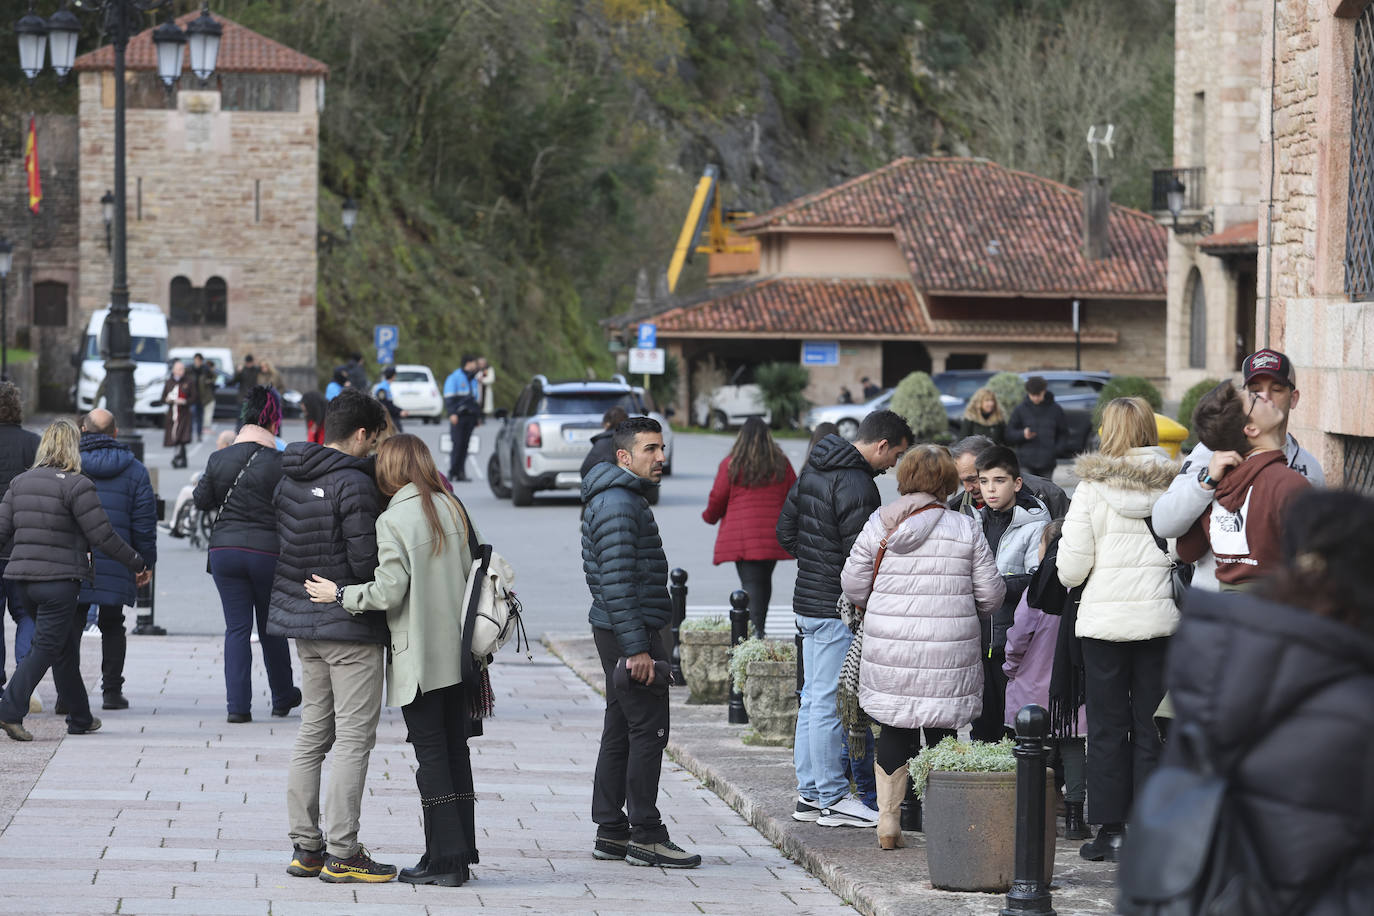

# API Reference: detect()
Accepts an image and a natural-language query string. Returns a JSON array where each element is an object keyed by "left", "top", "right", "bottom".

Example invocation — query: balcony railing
[{"left": 1151, "top": 167, "right": 1206, "bottom": 212}]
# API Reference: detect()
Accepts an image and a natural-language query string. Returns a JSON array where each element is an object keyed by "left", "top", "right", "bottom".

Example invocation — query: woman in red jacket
[{"left": 703, "top": 417, "right": 797, "bottom": 637}]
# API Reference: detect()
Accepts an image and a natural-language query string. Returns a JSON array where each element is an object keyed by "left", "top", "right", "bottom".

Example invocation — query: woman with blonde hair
[
  {"left": 841, "top": 444, "right": 1005, "bottom": 849},
  {"left": 305, "top": 434, "right": 483, "bottom": 887},
  {"left": 958, "top": 387, "right": 1006, "bottom": 444},
  {"left": 1056, "top": 396, "right": 1178, "bottom": 862},
  {"left": 0, "top": 419, "right": 149, "bottom": 741}
]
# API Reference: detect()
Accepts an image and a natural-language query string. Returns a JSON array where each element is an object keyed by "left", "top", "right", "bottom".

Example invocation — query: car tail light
[{"left": 525, "top": 422, "right": 542, "bottom": 448}]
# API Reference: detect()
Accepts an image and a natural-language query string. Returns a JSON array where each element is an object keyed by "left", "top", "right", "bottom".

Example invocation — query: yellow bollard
[{"left": 1154, "top": 413, "right": 1189, "bottom": 460}]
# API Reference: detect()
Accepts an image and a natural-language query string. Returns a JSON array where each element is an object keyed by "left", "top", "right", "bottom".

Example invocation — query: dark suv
[{"left": 936, "top": 369, "right": 1113, "bottom": 457}]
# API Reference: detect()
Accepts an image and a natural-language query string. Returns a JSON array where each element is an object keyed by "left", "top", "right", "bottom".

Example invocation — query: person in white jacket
[
  {"left": 841, "top": 445, "right": 1004, "bottom": 851},
  {"left": 1056, "top": 397, "right": 1179, "bottom": 864}
]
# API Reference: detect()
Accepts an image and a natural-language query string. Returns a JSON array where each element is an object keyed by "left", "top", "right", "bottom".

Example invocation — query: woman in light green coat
[{"left": 305, "top": 433, "right": 479, "bottom": 888}]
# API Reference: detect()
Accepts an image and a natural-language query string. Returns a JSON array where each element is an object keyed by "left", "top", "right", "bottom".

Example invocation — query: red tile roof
[
  {"left": 650, "top": 277, "right": 1117, "bottom": 343},
  {"left": 737, "top": 158, "right": 1165, "bottom": 298},
  {"left": 1198, "top": 220, "right": 1259, "bottom": 252},
  {"left": 74, "top": 13, "right": 328, "bottom": 76}
]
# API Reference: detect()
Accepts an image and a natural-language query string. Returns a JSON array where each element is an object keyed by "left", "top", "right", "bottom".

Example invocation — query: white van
[{"left": 75, "top": 303, "right": 171, "bottom": 424}]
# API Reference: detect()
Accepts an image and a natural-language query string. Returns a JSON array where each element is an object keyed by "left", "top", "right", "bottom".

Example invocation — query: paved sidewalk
[
  {"left": 0, "top": 635, "right": 851, "bottom": 916},
  {"left": 546, "top": 634, "right": 1122, "bottom": 916}
]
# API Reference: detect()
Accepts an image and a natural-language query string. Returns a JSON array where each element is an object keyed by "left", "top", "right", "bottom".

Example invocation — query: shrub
[
  {"left": 680, "top": 615, "right": 729, "bottom": 632},
  {"left": 890, "top": 371, "right": 947, "bottom": 442},
  {"left": 986, "top": 371, "right": 1025, "bottom": 420},
  {"left": 755, "top": 362, "right": 811, "bottom": 430},
  {"left": 727, "top": 636, "right": 796, "bottom": 692},
  {"left": 908, "top": 736, "right": 1016, "bottom": 800},
  {"left": 1091, "top": 376, "right": 1164, "bottom": 430},
  {"left": 1177, "top": 378, "right": 1222, "bottom": 451}
]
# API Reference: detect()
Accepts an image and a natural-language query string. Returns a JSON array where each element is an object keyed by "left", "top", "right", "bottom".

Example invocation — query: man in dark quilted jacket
[{"left": 581, "top": 416, "right": 699, "bottom": 869}]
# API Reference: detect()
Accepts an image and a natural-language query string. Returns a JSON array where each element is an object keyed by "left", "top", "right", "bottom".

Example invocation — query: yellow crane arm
[{"left": 667, "top": 165, "right": 718, "bottom": 294}]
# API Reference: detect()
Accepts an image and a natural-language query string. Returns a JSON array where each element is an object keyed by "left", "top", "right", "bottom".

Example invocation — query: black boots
[
  {"left": 899, "top": 778, "right": 922, "bottom": 832},
  {"left": 1063, "top": 801, "right": 1090, "bottom": 840},
  {"left": 1079, "top": 823, "right": 1126, "bottom": 861},
  {"left": 171, "top": 445, "right": 188, "bottom": 469}
]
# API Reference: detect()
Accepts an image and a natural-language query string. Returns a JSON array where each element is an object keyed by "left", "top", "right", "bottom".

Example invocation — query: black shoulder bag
[{"left": 1145, "top": 516, "right": 1194, "bottom": 608}]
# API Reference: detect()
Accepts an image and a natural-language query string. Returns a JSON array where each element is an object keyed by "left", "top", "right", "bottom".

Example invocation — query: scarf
[{"left": 1027, "top": 540, "right": 1086, "bottom": 739}]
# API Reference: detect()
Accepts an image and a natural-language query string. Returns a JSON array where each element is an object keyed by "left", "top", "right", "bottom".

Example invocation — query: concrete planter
[
  {"left": 924, "top": 770, "right": 1056, "bottom": 892},
  {"left": 679, "top": 628, "right": 731, "bottom": 704},
  {"left": 741, "top": 658, "right": 797, "bottom": 746}
]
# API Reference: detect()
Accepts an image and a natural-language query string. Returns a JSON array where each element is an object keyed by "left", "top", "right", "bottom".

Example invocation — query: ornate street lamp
[
  {"left": 0, "top": 238, "right": 12, "bottom": 381},
  {"left": 101, "top": 189, "right": 115, "bottom": 252},
  {"left": 17, "top": 1, "right": 219, "bottom": 461},
  {"left": 185, "top": 4, "right": 221, "bottom": 86},
  {"left": 341, "top": 197, "right": 359, "bottom": 238},
  {"left": 1165, "top": 176, "right": 1213, "bottom": 236}
]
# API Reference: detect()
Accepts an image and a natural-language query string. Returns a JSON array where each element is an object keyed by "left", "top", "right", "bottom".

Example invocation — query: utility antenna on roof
[{"left": 1087, "top": 124, "right": 1115, "bottom": 178}]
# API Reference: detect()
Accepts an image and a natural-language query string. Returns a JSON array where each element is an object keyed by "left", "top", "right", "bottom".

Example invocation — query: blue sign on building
[
  {"left": 637, "top": 323, "right": 657, "bottom": 349},
  {"left": 801, "top": 340, "right": 840, "bottom": 367}
]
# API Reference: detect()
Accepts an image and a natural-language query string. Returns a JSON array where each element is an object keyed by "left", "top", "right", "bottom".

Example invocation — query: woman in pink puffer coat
[{"left": 841, "top": 444, "right": 1004, "bottom": 849}]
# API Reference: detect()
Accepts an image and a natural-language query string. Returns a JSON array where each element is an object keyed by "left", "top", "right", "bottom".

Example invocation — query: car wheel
[
  {"left": 837, "top": 418, "right": 859, "bottom": 440},
  {"left": 487, "top": 453, "right": 511, "bottom": 499},
  {"left": 510, "top": 471, "right": 534, "bottom": 507},
  {"left": 710, "top": 410, "right": 729, "bottom": 432}
]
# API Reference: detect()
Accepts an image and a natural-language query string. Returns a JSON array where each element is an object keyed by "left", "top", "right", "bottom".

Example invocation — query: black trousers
[
  {"left": 401, "top": 683, "right": 478, "bottom": 871},
  {"left": 449, "top": 413, "right": 477, "bottom": 480},
  {"left": 969, "top": 650, "right": 1011, "bottom": 742},
  {"left": 592, "top": 627, "right": 670, "bottom": 844},
  {"left": 874, "top": 724, "right": 956, "bottom": 773},
  {"left": 97, "top": 604, "right": 126, "bottom": 695},
  {"left": 0, "top": 580, "right": 90, "bottom": 728},
  {"left": 1081, "top": 636, "right": 1169, "bottom": 826},
  {"left": 734, "top": 560, "right": 776, "bottom": 637}
]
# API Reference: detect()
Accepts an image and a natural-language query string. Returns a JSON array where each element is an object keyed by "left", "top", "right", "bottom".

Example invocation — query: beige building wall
[
  {"left": 760, "top": 232, "right": 907, "bottom": 277},
  {"left": 77, "top": 73, "right": 320, "bottom": 389},
  {"left": 801, "top": 341, "right": 882, "bottom": 406},
  {"left": 1258, "top": 0, "right": 1374, "bottom": 485}
]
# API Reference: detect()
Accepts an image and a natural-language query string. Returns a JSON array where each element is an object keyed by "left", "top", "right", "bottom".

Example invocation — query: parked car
[
  {"left": 488, "top": 375, "right": 664, "bottom": 507},
  {"left": 376, "top": 364, "right": 444, "bottom": 423},
  {"left": 693, "top": 365, "right": 772, "bottom": 430},
  {"left": 935, "top": 369, "right": 1112, "bottom": 457},
  {"left": 803, "top": 388, "right": 894, "bottom": 440},
  {"left": 931, "top": 370, "right": 998, "bottom": 429},
  {"left": 166, "top": 346, "right": 302, "bottom": 420},
  {"left": 75, "top": 303, "right": 170, "bottom": 426}
]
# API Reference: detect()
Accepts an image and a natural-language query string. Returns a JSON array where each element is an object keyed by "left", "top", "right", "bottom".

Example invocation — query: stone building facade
[{"left": 1258, "top": 0, "right": 1374, "bottom": 489}]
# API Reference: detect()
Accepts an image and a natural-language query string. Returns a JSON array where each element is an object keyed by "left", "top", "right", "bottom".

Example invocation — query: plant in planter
[
  {"left": 909, "top": 736, "right": 1055, "bottom": 892},
  {"left": 678, "top": 616, "right": 732, "bottom": 704},
  {"left": 728, "top": 637, "right": 798, "bottom": 745}
]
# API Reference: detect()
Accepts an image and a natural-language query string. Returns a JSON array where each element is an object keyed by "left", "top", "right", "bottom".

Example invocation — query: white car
[
  {"left": 803, "top": 389, "right": 893, "bottom": 440},
  {"left": 379, "top": 364, "right": 444, "bottom": 422},
  {"left": 693, "top": 366, "right": 772, "bottom": 430},
  {"left": 75, "top": 303, "right": 170, "bottom": 425}
]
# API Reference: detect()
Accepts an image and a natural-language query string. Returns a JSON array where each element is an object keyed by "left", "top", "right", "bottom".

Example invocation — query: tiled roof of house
[
  {"left": 651, "top": 277, "right": 1117, "bottom": 343},
  {"left": 737, "top": 157, "right": 1165, "bottom": 297},
  {"left": 74, "top": 13, "right": 328, "bottom": 76},
  {"left": 1198, "top": 220, "right": 1259, "bottom": 252}
]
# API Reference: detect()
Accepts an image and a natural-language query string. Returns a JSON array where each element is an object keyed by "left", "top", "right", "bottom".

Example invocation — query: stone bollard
[
  {"left": 1000, "top": 704, "right": 1056, "bottom": 916},
  {"left": 727, "top": 589, "right": 750, "bottom": 725},
  {"left": 668, "top": 568, "right": 687, "bottom": 685}
]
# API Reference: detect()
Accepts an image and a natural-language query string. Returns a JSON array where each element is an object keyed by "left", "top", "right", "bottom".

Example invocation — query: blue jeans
[
  {"left": 209, "top": 548, "right": 295, "bottom": 716},
  {"left": 843, "top": 728, "right": 878, "bottom": 810},
  {"left": 794, "top": 615, "right": 853, "bottom": 807}
]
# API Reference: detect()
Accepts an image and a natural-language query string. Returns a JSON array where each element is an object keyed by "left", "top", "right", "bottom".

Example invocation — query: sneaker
[
  {"left": 68, "top": 717, "right": 101, "bottom": 735},
  {"left": 791, "top": 796, "right": 823, "bottom": 822},
  {"left": 816, "top": 796, "right": 879, "bottom": 828},
  {"left": 318, "top": 847, "right": 397, "bottom": 883},
  {"left": 102, "top": 693, "right": 130, "bottom": 710},
  {"left": 593, "top": 835, "right": 629, "bottom": 860},
  {"left": 0, "top": 720, "right": 33, "bottom": 742},
  {"left": 625, "top": 839, "right": 701, "bottom": 869},
  {"left": 286, "top": 844, "right": 327, "bottom": 878},
  {"left": 27, "top": 695, "right": 41, "bottom": 715}
]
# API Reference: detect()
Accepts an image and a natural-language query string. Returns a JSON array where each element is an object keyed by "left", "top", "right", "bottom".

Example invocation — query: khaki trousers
[{"left": 286, "top": 639, "right": 385, "bottom": 858}]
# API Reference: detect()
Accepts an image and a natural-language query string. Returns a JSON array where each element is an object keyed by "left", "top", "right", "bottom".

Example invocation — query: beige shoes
[
  {"left": 28, "top": 694, "right": 41, "bottom": 715},
  {"left": 875, "top": 763, "right": 909, "bottom": 850}
]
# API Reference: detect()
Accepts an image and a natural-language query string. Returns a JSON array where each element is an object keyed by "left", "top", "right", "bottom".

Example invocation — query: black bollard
[
  {"left": 668, "top": 568, "right": 688, "bottom": 685},
  {"left": 1001, "top": 704, "right": 1056, "bottom": 916},
  {"left": 727, "top": 589, "right": 750, "bottom": 724},
  {"left": 794, "top": 624, "right": 804, "bottom": 708}
]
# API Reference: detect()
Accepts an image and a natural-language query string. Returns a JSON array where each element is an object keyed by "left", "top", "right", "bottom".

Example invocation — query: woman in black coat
[
  {"left": 1163, "top": 490, "right": 1374, "bottom": 913},
  {"left": 0, "top": 419, "right": 148, "bottom": 741}
]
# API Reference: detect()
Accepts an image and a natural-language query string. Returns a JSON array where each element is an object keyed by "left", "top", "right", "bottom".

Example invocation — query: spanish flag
[{"left": 24, "top": 117, "right": 41, "bottom": 214}]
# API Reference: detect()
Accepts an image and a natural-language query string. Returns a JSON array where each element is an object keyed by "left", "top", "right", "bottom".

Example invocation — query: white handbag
[{"left": 456, "top": 499, "right": 526, "bottom": 661}]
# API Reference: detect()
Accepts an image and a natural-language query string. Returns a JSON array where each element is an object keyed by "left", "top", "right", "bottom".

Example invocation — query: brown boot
[{"left": 874, "top": 763, "right": 908, "bottom": 850}]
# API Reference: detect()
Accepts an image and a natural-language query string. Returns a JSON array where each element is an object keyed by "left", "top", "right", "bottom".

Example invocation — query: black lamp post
[
  {"left": 1165, "top": 176, "right": 1213, "bottom": 236},
  {"left": 100, "top": 189, "right": 115, "bottom": 252},
  {"left": 0, "top": 238, "right": 12, "bottom": 381},
  {"left": 18, "top": 1, "right": 220, "bottom": 460}
]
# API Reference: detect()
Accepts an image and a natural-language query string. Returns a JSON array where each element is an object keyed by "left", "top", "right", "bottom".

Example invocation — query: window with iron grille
[
  {"left": 169, "top": 276, "right": 228, "bottom": 327},
  {"left": 1340, "top": 435, "right": 1374, "bottom": 494},
  {"left": 1346, "top": 4, "right": 1374, "bottom": 299},
  {"left": 1187, "top": 268, "right": 1207, "bottom": 368}
]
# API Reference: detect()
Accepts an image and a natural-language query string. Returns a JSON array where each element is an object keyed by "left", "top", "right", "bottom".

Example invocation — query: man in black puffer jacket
[
  {"left": 581, "top": 417, "right": 699, "bottom": 869},
  {"left": 777, "top": 410, "right": 911, "bottom": 827},
  {"left": 267, "top": 389, "right": 396, "bottom": 883},
  {"left": 1005, "top": 376, "right": 1068, "bottom": 478}
]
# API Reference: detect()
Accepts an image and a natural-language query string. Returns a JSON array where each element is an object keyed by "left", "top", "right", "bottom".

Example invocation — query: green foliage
[
  {"left": 1177, "top": 378, "right": 1223, "bottom": 450},
  {"left": 986, "top": 372, "right": 1025, "bottom": 421},
  {"left": 891, "top": 372, "right": 947, "bottom": 442},
  {"left": 728, "top": 637, "right": 796, "bottom": 693},
  {"left": 754, "top": 362, "right": 811, "bottom": 430},
  {"left": 1092, "top": 376, "right": 1165, "bottom": 429},
  {"left": 908, "top": 736, "right": 1016, "bottom": 800},
  {"left": 680, "top": 615, "right": 729, "bottom": 632}
]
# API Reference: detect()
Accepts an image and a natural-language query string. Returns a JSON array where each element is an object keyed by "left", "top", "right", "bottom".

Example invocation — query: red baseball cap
[{"left": 1242, "top": 348, "right": 1296, "bottom": 388}]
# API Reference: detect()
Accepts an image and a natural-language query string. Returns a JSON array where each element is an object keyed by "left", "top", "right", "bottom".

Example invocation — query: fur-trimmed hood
[{"left": 1072, "top": 446, "right": 1178, "bottom": 519}]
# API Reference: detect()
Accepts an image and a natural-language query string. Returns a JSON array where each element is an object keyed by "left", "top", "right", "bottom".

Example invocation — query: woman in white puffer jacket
[
  {"left": 1056, "top": 396, "right": 1179, "bottom": 865},
  {"left": 842, "top": 445, "right": 1004, "bottom": 850}
]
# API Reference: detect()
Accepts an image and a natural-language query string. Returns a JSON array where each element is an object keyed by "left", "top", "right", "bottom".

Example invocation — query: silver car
[{"left": 803, "top": 389, "right": 893, "bottom": 440}]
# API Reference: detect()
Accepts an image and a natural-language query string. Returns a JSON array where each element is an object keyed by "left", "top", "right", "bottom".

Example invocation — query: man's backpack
[{"left": 455, "top": 499, "right": 527, "bottom": 661}]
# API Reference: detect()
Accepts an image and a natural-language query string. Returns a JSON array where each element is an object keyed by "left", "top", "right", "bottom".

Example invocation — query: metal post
[
  {"left": 794, "top": 624, "right": 804, "bottom": 708},
  {"left": 0, "top": 277, "right": 7, "bottom": 380},
  {"left": 131, "top": 496, "right": 166, "bottom": 635},
  {"left": 668, "top": 567, "right": 687, "bottom": 685},
  {"left": 727, "top": 589, "right": 749, "bottom": 725},
  {"left": 1000, "top": 704, "right": 1056, "bottom": 916},
  {"left": 1072, "top": 299, "right": 1081, "bottom": 372}
]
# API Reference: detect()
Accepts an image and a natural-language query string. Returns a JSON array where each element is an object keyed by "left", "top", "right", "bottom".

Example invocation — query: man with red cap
[{"left": 1152, "top": 347, "right": 1324, "bottom": 590}]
